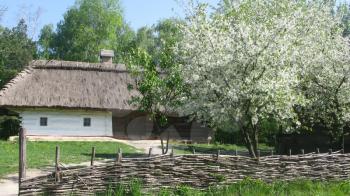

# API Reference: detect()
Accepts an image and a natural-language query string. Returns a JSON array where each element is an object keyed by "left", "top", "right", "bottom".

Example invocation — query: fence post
[
  {"left": 342, "top": 133, "right": 345, "bottom": 153},
  {"left": 117, "top": 148, "right": 122, "bottom": 163},
  {"left": 18, "top": 128, "right": 26, "bottom": 192},
  {"left": 91, "top": 147, "right": 96, "bottom": 166},
  {"left": 192, "top": 147, "right": 195, "bottom": 155},
  {"left": 148, "top": 147, "right": 152, "bottom": 157},
  {"left": 289, "top": 149, "right": 292, "bottom": 156},
  {"left": 170, "top": 146, "right": 174, "bottom": 158},
  {"left": 301, "top": 149, "right": 304, "bottom": 155},
  {"left": 235, "top": 148, "right": 238, "bottom": 156},
  {"left": 216, "top": 150, "right": 220, "bottom": 161},
  {"left": 316, "top": 148, "right": 320, "bottom": 154},
  {"left": 55, "top": 146, "right": 60, "bottom": 182}
]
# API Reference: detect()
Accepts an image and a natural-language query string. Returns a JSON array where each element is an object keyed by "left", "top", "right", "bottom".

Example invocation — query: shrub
[{"left": 0, "top": 110, "right": 20, "bottom": 140}]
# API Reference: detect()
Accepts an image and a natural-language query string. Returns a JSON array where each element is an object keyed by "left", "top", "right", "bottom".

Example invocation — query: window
[
  {"left": 40, "top": 117, "right": 48, "bottom": 126},
  {"left": 83, "top": 118, "right": 91, "bottom": 127}
]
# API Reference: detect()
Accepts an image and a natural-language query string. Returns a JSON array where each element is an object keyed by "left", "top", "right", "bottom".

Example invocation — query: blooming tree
[
  {"left": 177, "top": 0, "right": 350, "bottom": 157},
  {"left": 292, "top": 2, "right": 350, "bottom": 148}
]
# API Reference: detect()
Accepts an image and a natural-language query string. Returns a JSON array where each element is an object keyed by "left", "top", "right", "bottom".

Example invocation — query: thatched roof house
[
  {"left": 0, "top": 60, "right": 138, "bottom": 110},
  {"left": 0, "top": 51, "right": 212, "bottom": 140}
]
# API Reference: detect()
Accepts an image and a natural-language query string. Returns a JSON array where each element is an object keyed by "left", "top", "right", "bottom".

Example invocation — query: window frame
[
  {"left": 83, "top": 117, "right": 91, "bottom": 127},
  {"left": 40, "top": 117, "right": 48, "bottom": 126}
]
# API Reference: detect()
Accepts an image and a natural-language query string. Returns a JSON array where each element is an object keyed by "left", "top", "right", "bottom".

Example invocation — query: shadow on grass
[
  {"left": 81, "top": 152, "right": 145, "bottom": 159},
  {"left": 172, "top": 145, "right": 273, "bottom": 156}
]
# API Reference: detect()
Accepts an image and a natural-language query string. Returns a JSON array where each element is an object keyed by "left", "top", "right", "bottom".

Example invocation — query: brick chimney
[{"left": 100, "top": 49, "right": 114, "bottom": 64}]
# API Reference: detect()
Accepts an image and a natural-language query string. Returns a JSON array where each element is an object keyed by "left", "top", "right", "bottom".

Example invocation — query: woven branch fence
[{"left": 20, "top": 150, "right": 350, "bottom": 195}]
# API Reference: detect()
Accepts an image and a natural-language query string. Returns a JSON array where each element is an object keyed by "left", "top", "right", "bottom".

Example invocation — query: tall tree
[
  {"left": 38, "top": 0, "right": 134, "bottom": 62},
  {"left": 177, "top": 0, "right": 350, "bottom": 157},
  {"left": 290, "top": 2, "right": 350, "bottom": 149},
  {"left": 0, "top": 19, "right": 36, "bottom": 88},
  {"left": 127, "top": 19, "right": 185, "bottom": 154},
  {"left": 133, "top": 26, "right": 155, "bottom": 54},
  {"left": 37, "top": 24, "right": 54, "bottom": 60}
]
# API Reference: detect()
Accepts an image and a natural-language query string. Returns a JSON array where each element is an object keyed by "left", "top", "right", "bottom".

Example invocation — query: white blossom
[{"left": 177, "top": 0, "right": 350, "bottom": 134}]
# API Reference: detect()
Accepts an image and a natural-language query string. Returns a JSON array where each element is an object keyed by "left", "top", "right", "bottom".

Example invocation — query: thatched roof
[{"left": 0, "top": 60, "right": 139, "bottom": 110}]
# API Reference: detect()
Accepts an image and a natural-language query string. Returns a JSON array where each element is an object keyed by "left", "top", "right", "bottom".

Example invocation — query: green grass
[
  {"left": 0, "top": 140, "right": 141, "bottom": 178},
  {"left": 98, "top": 178, "right": 350, "bottom": 196},
  {"left": 172, "top": 142, "right": 273, "bottom": 155}
]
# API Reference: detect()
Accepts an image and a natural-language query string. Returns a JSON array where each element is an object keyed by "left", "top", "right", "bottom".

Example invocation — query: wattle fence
[{"left": 19, "top": 152, "right": 350, "bottom": 195}]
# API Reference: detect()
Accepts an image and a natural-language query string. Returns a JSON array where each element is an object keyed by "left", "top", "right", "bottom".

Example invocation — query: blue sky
[{"left": 0, "top": 0, "right": 220, "bottom": 40}]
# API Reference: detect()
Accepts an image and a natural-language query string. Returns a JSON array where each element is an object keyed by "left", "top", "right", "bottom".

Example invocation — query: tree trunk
[
  {"left": 242, "top": 127, "right": 257, "bottom": 158},
  {"left": 155, "top": 121, "right": 170, "bottom": 155},
  {"left": 160, "top": 134, "right": 165, "bottom": 154},
  {"left": 165, "top": 130, "right": 170, "bottom": 154},
  {"left": 252, "top": 125, "right": 259, "bottom": 158},
  {"left": 160, "top": 130, "right": 170, "bottom": 154}
]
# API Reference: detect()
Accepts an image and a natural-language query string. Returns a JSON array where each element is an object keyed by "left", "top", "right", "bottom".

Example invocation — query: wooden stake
[
  {"left": 301, "top": 149, "right": 304, "bottom": 155},
  {"left": 117, "top": 148, "right": 122, "bottom": 163},
  {"left": 235, "top": 148, "right": 238, "bottom": 156},
  {"left": 342, "top": 133, "right": 345, "bottom": 153},
  {"left": 328, "top": 149, "right": 332, "bottom": 155},
  {"left": 170, "top": 146, "right": 174, "bottom": 158},
  {"left": 148, "top": 147, "right": 152, "bottom": 157},
  {"left": 316, "top": 148, "right": 320, "bottom": 154},
  {"left": 91, "top": 147, "right": 96, "bottom": 166},
  {"left": 19, "top": 128, "right": 26, "bottom": 191},
  {"left": 289, "top": 149, "right": 292, "bottom": 156},
  {"left": 192, "top": 147, "right": 195, "bottom": 154},
  {"left": 216, "top": 150, "right": 220, "bottom": 161},
  {"left": 55, "top": 146, "right": 60, "bottom": 182}
]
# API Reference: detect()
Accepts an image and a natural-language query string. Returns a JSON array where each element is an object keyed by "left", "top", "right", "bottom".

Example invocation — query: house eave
[{"left": 2, "top": 105, "right": 138, "bottom": 113}]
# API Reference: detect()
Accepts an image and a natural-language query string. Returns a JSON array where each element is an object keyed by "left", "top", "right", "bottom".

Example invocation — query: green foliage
[
  {"left": 38, "top": 0, "right": 134, "bottom": 63},
  {"left": 95, "top": 179, "right": 142, "bottom": 196},
  {"left": 214, "top": 128, "right": 240, "bottom": 144},
  {"left": 100, "top": 178, "right": 350, "bottom": 196},
  {"left": 133, "top": 27, "right": 155, "bottom": 54},
  {"left": 0, "top": 115, "right": 20, "bottom": 140},
  {"left": 127, "top": 19, "right": 185, "bottom": 127},
  {"left": 37, "top": 24, "right": 55, "bottom": 59},
  {"left": 132, "top": 19, "right": 184, "bottom": 63},
  {"left": 0, "top": 19, "right": 36, "bottom": 88},
  {"left": 209, "top": 173, "right": 226, "bottom": 182},
  {"left": 0, "top": 19, "right": 36, "bottom": 69},
  {"left": 213, "top": 118, "right": 279, "bottom": 146}
]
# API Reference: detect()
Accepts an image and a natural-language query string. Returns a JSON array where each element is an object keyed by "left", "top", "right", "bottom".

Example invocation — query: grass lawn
[
  {"left": 172, "top": 142, "right": 273, "bottom": 155},
  {"left": 98, "top": 179, "right": 350, "bottom": 196},
  {"left": 0, "top": 140, "right": 141, "bottom": 178}
]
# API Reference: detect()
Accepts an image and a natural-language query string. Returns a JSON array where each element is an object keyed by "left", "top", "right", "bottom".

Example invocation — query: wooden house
[{"left": 0, "top": 50, "right": 212, "bottom": 140}]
